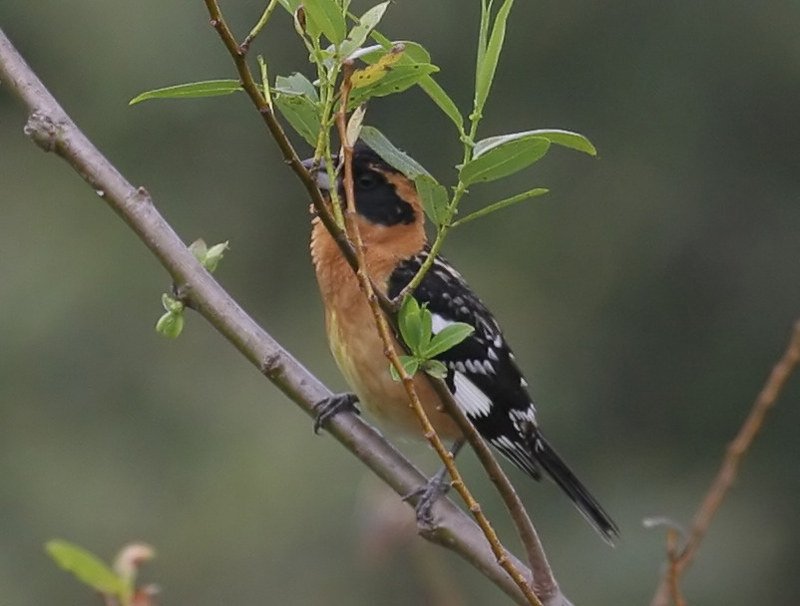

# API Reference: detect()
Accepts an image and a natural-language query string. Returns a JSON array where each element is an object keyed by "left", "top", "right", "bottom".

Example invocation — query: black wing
[
  {"left": 387, "top": 248, "right": 542, "bottom": 479},
  {"left": 387, "top": 249, "right": 620, "bottom": 543}
]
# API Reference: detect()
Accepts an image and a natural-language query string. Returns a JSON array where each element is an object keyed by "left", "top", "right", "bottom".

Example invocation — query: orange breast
[
  {"left": 326, "top": 303, "right": 462, "bottom": 440},
  {"left": 311, "top": 216, "right": 460, "bottom": 440}
]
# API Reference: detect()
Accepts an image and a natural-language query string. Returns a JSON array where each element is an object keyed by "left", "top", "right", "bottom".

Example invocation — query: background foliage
[{"left": 1, "top": 1, "right": 799, "bottom": 604}]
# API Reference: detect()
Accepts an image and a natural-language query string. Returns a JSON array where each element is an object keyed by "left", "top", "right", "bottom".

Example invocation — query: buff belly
[{"left": 326, "top": 309, "right": 461, "bottom": 440}]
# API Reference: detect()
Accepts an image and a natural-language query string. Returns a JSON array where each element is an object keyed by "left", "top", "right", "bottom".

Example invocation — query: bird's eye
[{"left": 356, "top": 172, "right": 380, "bottom": 190}]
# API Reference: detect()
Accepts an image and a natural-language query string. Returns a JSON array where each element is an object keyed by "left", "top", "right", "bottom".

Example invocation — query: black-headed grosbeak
[{"left": 305, "top": 142, "right": 619, "bottom": 544}]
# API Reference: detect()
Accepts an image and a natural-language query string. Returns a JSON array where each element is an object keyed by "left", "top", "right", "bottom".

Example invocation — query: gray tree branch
[{"left": 0, "top": 26, "right": 540, "bottom": 606}]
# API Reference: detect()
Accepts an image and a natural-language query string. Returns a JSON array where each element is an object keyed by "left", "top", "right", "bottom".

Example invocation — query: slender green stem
[
  {"left": 396, "top": 47, "right": 486, "bottom": 302},
  {"left": 335, "top": 65, "right": 541, "bottom": 606},
  {"left": 451, "top": 188, "right": 548, "bottom": 228},
  {"left": 240, "top": 0, "right": 281, "bottom": 53},
  {"left": 0, "top": 19, "right": 549, "bottom": 606}
]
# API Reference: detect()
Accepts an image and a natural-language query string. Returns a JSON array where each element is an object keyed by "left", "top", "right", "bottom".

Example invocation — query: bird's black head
[{"left": 304, "top": 142, "right": 417, "bottom": 227}]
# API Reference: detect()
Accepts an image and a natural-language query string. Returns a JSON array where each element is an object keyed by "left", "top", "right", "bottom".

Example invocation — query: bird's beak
[{"left": 302, "top": 156, "right": 334, "bottom": 193}]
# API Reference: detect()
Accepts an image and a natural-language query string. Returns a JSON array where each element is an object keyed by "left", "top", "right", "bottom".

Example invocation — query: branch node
[
  {"left": 260, "top": 351, "right": 282, "bottom": 376},
  {"left": 24, "top": 110, "right": 60, "bottom": 152},
  {"left": 130, "top": 187, "right": 154, "bottom": 208}
]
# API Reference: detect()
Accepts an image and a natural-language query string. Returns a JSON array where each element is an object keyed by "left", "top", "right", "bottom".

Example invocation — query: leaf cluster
[
  {"left": 390, "top": 295, "right": 475, "bottom": 381},
  {"left": 46, "top": 540, "right": 156, "bottom": 606},
  {"left": 131, "top": 0, "right": 596, "bottom": 373}
]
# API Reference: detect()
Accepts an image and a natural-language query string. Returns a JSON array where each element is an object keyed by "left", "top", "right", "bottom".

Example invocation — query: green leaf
[
  {"left": 418, "top": 76, "right": 464, "bottom": 135},
  {"left": 360, "top": 40, "right": 431, "bottom": 65},
  {"left": 345, "top": 105, "right": 367, "bottom": 147},
  {"left": 350, "top": 45, "right": 406, "bottom": 89},
  {"left": 303, "top": 0, "right": 347, "bottom": 44},
  {"left": 423, "top": 323, "right": 474, "bottom": 358},
  {"left": 339, "top": 2, "right": 390, "bottom": 59},
  {"left": 474, "top": 128, "right": 597, "bottom": 157},
  {"left": 46, "top": 540, "right": 125, "bottom": 596},
  {"left": 419, "top": 305, "right": 433, "bottom": 349},
  {"left": 188, "top": 238, "right": 208, "bottom": 262},
  {"left": 278, "top": 0, "right": 301, "bottom": 12},
  {"left": 476, "top": 0, "right": 492, "bottom": 76},
  {"left": 348, "top": 63, "right": 439, "bottom": 108},
  {"left": 274, "top": 93, "right": 322, "bottom": 147},
  {"left": 156, "top": 311, "right": 184, "bottom": 339},
  {"left": 129, "top": 80, "right": 242, "bottom": 105},
  {"left": 359, "top": 126, "right": 431, "bottom": 179},
  {"left": 414, "top": 174, "right": 450, "bottom": 226},
  {"left": 399, "top": 295, "right": 423, "bottom": 352},
  {"left": 161, "top": 293, "right": 184, "bottom": 314},
  {"left": 274, "top": 73, "right": 319, "bottom": 102},
  {"left": 452, "top": 187, "right": 548, "bottom": 227},
  {"left": 389, "top": 355, "right": 420, "bottom": 381},
  {"left": 257, "top": 55, "right": 272, "bottom": 108},
  {"left": 459, "top": 136, "right": 550, "bottom": 185},
  {"left": 204, "top": 241, "right": 230, "bottom": 273},
  {"left": 474, "top": 0, "right": 515, "bottom": 116},
  {"left": 422, "top": 359, "right": 448, "bottom": 379},
  {"left": 367, "top": 32, "right": 463, "bottom": 133}
]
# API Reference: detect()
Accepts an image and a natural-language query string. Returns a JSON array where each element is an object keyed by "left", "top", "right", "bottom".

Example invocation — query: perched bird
[{"left": 305, "top": 142, "right": 619, "bottom": 544}]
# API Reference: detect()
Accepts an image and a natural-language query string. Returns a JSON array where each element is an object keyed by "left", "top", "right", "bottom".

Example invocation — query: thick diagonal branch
[{"left": 0, "top": 26, "right": 534, "bottom": 606}]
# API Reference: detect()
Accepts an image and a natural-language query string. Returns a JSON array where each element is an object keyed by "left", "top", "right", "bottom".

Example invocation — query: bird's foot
[
  {"left": 312, "top": 392, "right": 359, "bottom": 434},
  {"left": 404, "top": 466, "right": 452, "bottom": 532}
]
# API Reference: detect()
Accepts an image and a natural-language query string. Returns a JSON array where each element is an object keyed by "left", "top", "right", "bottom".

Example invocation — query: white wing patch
[
  {"left": 431, "top": 312, "right": 458, "bottom": 335},
  {"left": 452, "top": 371, "right": 493, "bottom": 418}
]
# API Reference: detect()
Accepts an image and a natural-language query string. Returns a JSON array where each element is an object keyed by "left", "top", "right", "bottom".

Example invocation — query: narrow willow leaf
[
  {"left": 274, "top": 73, "right": 319, "bottom": 102},
  {"left": 350, "top": 46, "right": 406, "bottom": 89},
  {"left": 303, "top": 0, "right": 347, "bottom": 44},
  {"left": 257, "top": 55, "right": 272, "bottom": 108},
  {"left": 474, "top": 0, "right": 514, "bottom": 115},
  {"left": 359, "top": 126, "right": 431, "bottom": 179},
  {"left": 475, "top": 128, "right": 597, "bottom": 157},
  {"left": 339, "top": 2, "right": 390, "bottom": 59},
  {"left": 475, "top": 0, "right": 492, "bottom": 87},
  {"left": 274, "top": 94, "right": 321, "bottom": 147},
  {"left": 423, "top": 323, "right": 475, "bottom": 358},
  {"left": 46, "top": 541, "right": 125, "bottom": 596},
  {"left": 414, "top": 175, "right": 450, "bottom": 226},
  {"left": 345, "top": 105, "right": 367, "bottom": 147},
  {"left": 452, "top": 188, "right": 549, "bottom": 227},
  {"left": 349, "top": 63, "right": 439, "bottom": 107},
  {"left": 360, "top": 40, "right": 431, "bottom": 65},
  {"left": 460, "top": 136, "right": 550, "bottom": 184},
  {"left": 418, "top": 76, "right": 464, "bottom": 135},
  {"left": 129, "top": 80, "right": 242, "bottom": 105},
  {"left": 366, "top": 32, "right": 462, "bottom": 132}
]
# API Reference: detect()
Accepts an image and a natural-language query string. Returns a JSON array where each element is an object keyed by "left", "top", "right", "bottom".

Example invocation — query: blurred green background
[{"left": 2, "top": 1, "right": 799, "bottom": 604}]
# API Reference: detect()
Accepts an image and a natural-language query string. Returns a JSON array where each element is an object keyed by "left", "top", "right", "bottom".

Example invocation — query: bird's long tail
[{"left": 531, "top": 429, "right": 620, "bottom": 545}]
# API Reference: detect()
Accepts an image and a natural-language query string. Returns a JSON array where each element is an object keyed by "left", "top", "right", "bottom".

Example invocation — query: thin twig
[
  {"left": 239, "top": 0, "right": 281, "bottom": 53},
  {"left": 428, "top": 380, "right": 561, "bottom": 602},
  {"left": 651, "top": 319, "right": 800, "bottom": 606},
  {"left": 201, "top": 0, "right": 359, "bottom": 277},
  {"left": 0, "top": 26, "right": 535, "bottom": 605},
  {"left": 334, "top": 64, "right": 541, "bottom": 606},
  {"left": 195, "top": 4, "right": 563, "bottom": 603}
]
